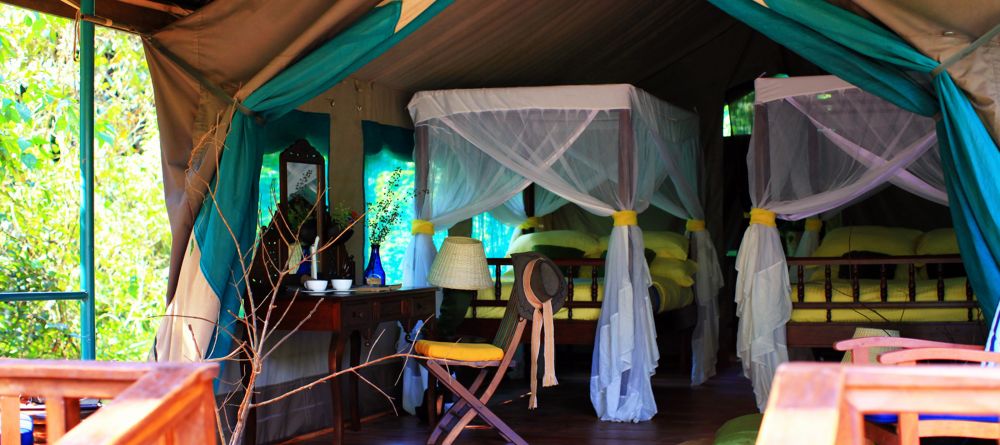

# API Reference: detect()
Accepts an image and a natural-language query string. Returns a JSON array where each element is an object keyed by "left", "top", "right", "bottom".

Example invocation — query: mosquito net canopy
[
  {"left": 403, "top": 84, "right": 721, "bottom": 421},
  {"left": 737, "top": 75, "right": 945, "bottom": 410}
]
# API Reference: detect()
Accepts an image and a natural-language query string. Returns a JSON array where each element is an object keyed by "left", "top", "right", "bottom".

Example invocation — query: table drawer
[
  {"left": 376, "top": 298, "right": 405, "bottom": 321},
  {"left": 409, "top": 293, "right": 436, "bottom": 319},
  {"left": 343, "top": 302, "right": 373, "bottom": 328}
]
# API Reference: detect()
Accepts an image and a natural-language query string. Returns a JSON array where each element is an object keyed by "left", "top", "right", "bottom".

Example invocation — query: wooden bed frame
[
  {"left": 454, "top": 257, "right": 699, "bottom": 369},
  {"left": 784, "top": 254, "right": 986, "bottom": 348}
]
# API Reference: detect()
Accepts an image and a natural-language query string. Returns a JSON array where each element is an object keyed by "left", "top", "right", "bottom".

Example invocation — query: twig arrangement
[
  {"left": 367, "top": 167, "right": 409, "bottom": 246},
  {"left": 170, "top": 127, "right": 431, "bottom": 444}
]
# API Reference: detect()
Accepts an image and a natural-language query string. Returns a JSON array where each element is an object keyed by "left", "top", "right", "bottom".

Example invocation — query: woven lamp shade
[{"left": 428, "top": 237, "right": 493, "bottom": 290}]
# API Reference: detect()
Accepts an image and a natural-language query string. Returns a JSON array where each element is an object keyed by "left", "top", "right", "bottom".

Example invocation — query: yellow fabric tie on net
[
  {"left": 519, "top": 216, "right": 540, "bottom": 230},
  {"left": 686, "top": 219, "right": 706, "bottom": 232},
  {"left": 612, "top": 210, "right": 638, "bottom": 227},
  {"left": 805, "top": 218, "right": 823, "bottom": 232},
  {"left": 749, "top": 208, "right": 776, "bottom": 227},
  {"left": 411, "top": 219, "right": 434, "bottom": 235}
]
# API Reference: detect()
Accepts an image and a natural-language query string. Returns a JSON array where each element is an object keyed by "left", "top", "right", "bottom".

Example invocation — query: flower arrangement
[{"left": 367, "top": 167, "right": 409, "bottom": 246}]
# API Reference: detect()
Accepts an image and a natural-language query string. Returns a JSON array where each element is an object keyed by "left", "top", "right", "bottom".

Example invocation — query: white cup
[
  {"left": 304, "top": 279, "right": 328, "bottom": 291},
  {"left": 331, "top": 279, "right": 353, "bottom": 291}
]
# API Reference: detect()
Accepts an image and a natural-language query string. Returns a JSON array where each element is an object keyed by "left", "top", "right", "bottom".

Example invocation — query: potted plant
[{"left": 364, "top": 168, "right": 408, "bottom": 286}]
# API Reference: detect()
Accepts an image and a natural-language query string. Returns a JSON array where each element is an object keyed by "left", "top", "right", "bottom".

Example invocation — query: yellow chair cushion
[{"left": 415, "top": 340, "right": 504, "bottom": 362}]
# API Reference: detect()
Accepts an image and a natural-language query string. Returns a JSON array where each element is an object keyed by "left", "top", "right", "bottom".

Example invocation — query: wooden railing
[
  {"left": 0, "top": 359, "right": 217, "bottom": 445},
  {"left": 481, "top": 258, "right": 605, "bottom": 320},
  {"left": 786, "top": 254, "right": 978, "bottom": 322},
  {"left": 759, "top": 363, "right": 1000, "bottom": 445}
]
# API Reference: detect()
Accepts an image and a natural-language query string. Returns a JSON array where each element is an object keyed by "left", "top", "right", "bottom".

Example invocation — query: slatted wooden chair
[
  {"left": 835, "top": 336, "right": 999, "bottom": 444},
  {"left": 415, "top": 295, "right": 528, "bottom": 445}
]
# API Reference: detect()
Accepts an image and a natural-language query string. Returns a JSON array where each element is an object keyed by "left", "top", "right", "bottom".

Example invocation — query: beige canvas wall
[{"left": 299, "top": 77, "right": 414, "bottom": 266}]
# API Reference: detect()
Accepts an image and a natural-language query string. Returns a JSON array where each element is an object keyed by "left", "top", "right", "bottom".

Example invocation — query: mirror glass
[{"left": 285, "top": 162, "right": 320, "bottom": 203}]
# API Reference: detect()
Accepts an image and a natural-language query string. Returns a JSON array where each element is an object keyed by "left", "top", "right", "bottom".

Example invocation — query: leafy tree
[{"left": 0, "top": 6, "right": 167, "bottom": 360}]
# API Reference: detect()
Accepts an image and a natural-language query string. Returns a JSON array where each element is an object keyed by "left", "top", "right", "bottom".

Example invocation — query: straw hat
[
  {"left": 427, "top": 237, "right": 493, "bottom": 290},
  {"left": 511, "top": 252, "right": 566, "bottom": 320}
]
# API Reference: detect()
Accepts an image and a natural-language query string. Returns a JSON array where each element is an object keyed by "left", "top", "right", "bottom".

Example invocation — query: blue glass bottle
[{"left": 363, "top": 244, "right": 386, "bottom": 286}]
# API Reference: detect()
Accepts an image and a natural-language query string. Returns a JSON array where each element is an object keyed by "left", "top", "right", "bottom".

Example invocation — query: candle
[{"left": 311, "top": 236, "right": 320, "bottom": 279}]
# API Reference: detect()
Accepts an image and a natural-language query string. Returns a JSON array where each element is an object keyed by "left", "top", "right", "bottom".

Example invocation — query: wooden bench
[
  {"left": 0, "top": 359, "right": 217, "bottom": 445},
  {"left": 759, "top": 362, "right": 1000, "bottom": 444}
]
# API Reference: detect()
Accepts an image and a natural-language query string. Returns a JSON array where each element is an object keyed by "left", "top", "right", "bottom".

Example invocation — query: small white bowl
[
  {"left": 331, "top": 279, "right": 353, "bottom": 291},
  {"left": 304, "top": 279, "right": 328, "bottom": 291}
]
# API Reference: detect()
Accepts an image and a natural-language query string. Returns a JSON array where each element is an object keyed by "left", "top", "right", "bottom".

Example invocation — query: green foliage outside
[
  {"left": 0, "top": 6, "right": 167, "bottom": 360},
  {"left": 723, "top": 91, "right": 755, "bottom": 137}
]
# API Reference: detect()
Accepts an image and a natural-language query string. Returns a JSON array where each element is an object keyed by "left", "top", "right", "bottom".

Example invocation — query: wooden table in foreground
[{"left": 243, "top": 286, "right": 437, "bottom": 445}]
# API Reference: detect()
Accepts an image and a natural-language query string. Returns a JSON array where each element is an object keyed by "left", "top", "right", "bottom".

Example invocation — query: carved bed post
[
  {"left": 414, "top": 126, "right": 429, "bottom": 220},
  {"left": 523, "top": 183, "right": 536, "bottom": 234}
]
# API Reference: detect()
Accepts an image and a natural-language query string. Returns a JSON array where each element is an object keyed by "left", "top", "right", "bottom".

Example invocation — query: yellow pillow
[
  {"left": 507, "top": 230, "right": 600, "bottom": 257},
  {"left": 649, "top": 258, "right": 698, "bottom": 287},
  {"left": 812, "top": 226, "right": 922, "bottom": 258},
  {"left": 916, "top": 228, "right": 960, "bottom": 255},
  {"left": 596, "top": 231, "right": 688, "bottom": 261},
  {"left": 414, "top": 340, "right": 504, "bottom": 362}
]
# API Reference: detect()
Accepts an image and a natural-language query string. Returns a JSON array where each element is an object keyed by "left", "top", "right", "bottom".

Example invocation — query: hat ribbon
[{"left": 523, "top": 258, "right": 558, "bottom": 409}]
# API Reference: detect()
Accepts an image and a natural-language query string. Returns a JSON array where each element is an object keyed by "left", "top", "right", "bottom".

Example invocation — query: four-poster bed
[
  {"left": 402, "top": 84, "right": 724, "bottom": 421},
  {"left": 736, "top": 75, "right": 987, "bottom": 410}
]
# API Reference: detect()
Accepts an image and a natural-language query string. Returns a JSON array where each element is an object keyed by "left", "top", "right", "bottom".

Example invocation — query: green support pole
[{"left": 80, "top": 0, "right": 96, "bottom": 360}]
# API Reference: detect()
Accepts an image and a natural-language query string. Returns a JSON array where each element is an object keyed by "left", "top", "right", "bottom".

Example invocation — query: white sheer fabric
[
  {"left": 489, "top": 189, "right": 567, "bottom": 242},
  {"left": 408, "top": 84, "right": 701, "bottom": 422},
  {"left": 638, "top": 93, "right": 725, "bottom": 387},
  {"left": 738, "top": 76, "right": 946, "bottom": 410}
]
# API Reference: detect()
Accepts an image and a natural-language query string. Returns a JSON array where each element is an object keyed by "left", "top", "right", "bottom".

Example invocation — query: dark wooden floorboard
[{"left": 310, "top": 363, "right": 756, "bottom": 445}]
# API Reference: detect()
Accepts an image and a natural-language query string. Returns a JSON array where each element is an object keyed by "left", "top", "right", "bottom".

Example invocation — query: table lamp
[{"left": 427, "top": 237, "right": 494, "bottom": 339}]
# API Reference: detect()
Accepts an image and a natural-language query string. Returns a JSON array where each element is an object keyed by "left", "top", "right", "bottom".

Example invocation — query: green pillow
[
  {"left": 714, "top": 413, "right": 763, "bottom": 445},
  {"left": 649, "top": 258, "right": 698, "bottom": 287},
  {"left": 916, "top": 228, "right": 959, "bottom": 255},
  {"left": 812, "top": 226, "right": 922, "bottom": 258},
  {"left": 586, "top": 249, "right": 657, "bottom": 278},
  {"left": 508, "top": 230, "right": 600, "bottom": 257}
]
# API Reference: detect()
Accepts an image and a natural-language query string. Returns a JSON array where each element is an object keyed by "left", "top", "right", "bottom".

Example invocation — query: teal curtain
[
  {"left": 710, "top": 0, "right": 1000, "bottom": 332},
  {"left": 191, "top": 0, "right": 452, "bottom": 361}
]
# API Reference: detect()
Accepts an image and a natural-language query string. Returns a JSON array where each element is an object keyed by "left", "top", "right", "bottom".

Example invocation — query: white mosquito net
[
  {"left": 403, "top": 84, "right": 717, "bottom": 422},
  {"left": 737, "top": 75, "right": 946, "bottom": 410}
]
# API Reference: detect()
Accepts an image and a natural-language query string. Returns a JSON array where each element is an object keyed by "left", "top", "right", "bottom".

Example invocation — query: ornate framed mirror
[{"left": 278, "top": 139, "right": 327, "bottom": 271}]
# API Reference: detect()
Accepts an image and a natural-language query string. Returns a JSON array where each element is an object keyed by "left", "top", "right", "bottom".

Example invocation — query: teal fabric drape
[
  {"left": 191, "top": 0, "right": 452, "bottom": 360},
  {"left": 710, "top": 0, "right": 1000, "bottom": 332}
]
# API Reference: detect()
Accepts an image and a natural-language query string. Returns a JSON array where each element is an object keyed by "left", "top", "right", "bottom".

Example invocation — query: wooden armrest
[
  {"left": 834, "top": 337, "right": 980, "bottom": 364},
  {"left": 878, "top": 347, "right": 998, "bottom": 365}
]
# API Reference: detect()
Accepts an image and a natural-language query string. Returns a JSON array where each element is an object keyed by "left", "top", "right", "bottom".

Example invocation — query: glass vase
[{"left": 363, "top": 244, "right": 386, "bottom": 286}]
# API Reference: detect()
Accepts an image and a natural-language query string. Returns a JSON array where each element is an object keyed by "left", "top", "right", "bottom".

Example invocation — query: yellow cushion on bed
[
  {"left": 649, "top": 258, "right": 698, "bottom": 287},
  {"left": 812, "top": 226, "right": 922, "bottom": 257},
  {"left": 414, "top": 340, "right": 504, "bottom": 362},
  {"left": 916, "top": 228, "right": 960, "bottom": 255},
  {"left": 508, "top": 230, "right": 600, "bottom": 257}
]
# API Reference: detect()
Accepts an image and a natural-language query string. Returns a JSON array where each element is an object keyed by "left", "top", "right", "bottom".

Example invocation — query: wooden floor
[{"left": 306, "top": 362, "right": 757, "bottom": 445}]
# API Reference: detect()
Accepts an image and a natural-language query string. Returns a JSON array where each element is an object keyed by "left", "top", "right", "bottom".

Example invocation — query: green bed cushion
[
  {"left": 916, "top": 228, "right": 959, "bottom": 255},
  {"left": 714, "top": 413, "right": 763, "bottom": 445},
  {"left": 507, "top": 230, "right": 600, "bottom": 257},
  {"left": 812, "top": 225, "right": 922, "bottom": 258},
  {"left": 649, "top": 257, "right": 698, "bottom": 287},
  {"left": 595, "top": 231, "right": 688, "bottom": 262}
]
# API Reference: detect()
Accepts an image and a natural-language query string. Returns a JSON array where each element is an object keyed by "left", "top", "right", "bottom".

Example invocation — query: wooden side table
[{"left": 243, "top": 286, "right": 437, "bottom": 445}]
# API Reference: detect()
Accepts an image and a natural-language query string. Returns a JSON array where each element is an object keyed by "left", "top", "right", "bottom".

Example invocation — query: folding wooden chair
[
  {"left": 835, "top": 336, "right": 997, "bottom": 444},
  {"left": 415, "top": 295, "right": 528, "bottom": 445}
]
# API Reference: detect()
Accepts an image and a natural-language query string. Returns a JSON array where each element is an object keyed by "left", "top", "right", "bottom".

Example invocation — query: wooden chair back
[
  {"left": 759, "top": 363, "right": 1000, "bottom": 445},
  {"left": 0, "top": 359, "right": 218, "bottom": 445},
  {"left": 879, "top": 347, "right": 1000, "bottom": 366},
  {"left": 834, "top": 336, "right": 981, "bottom": 364}
]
